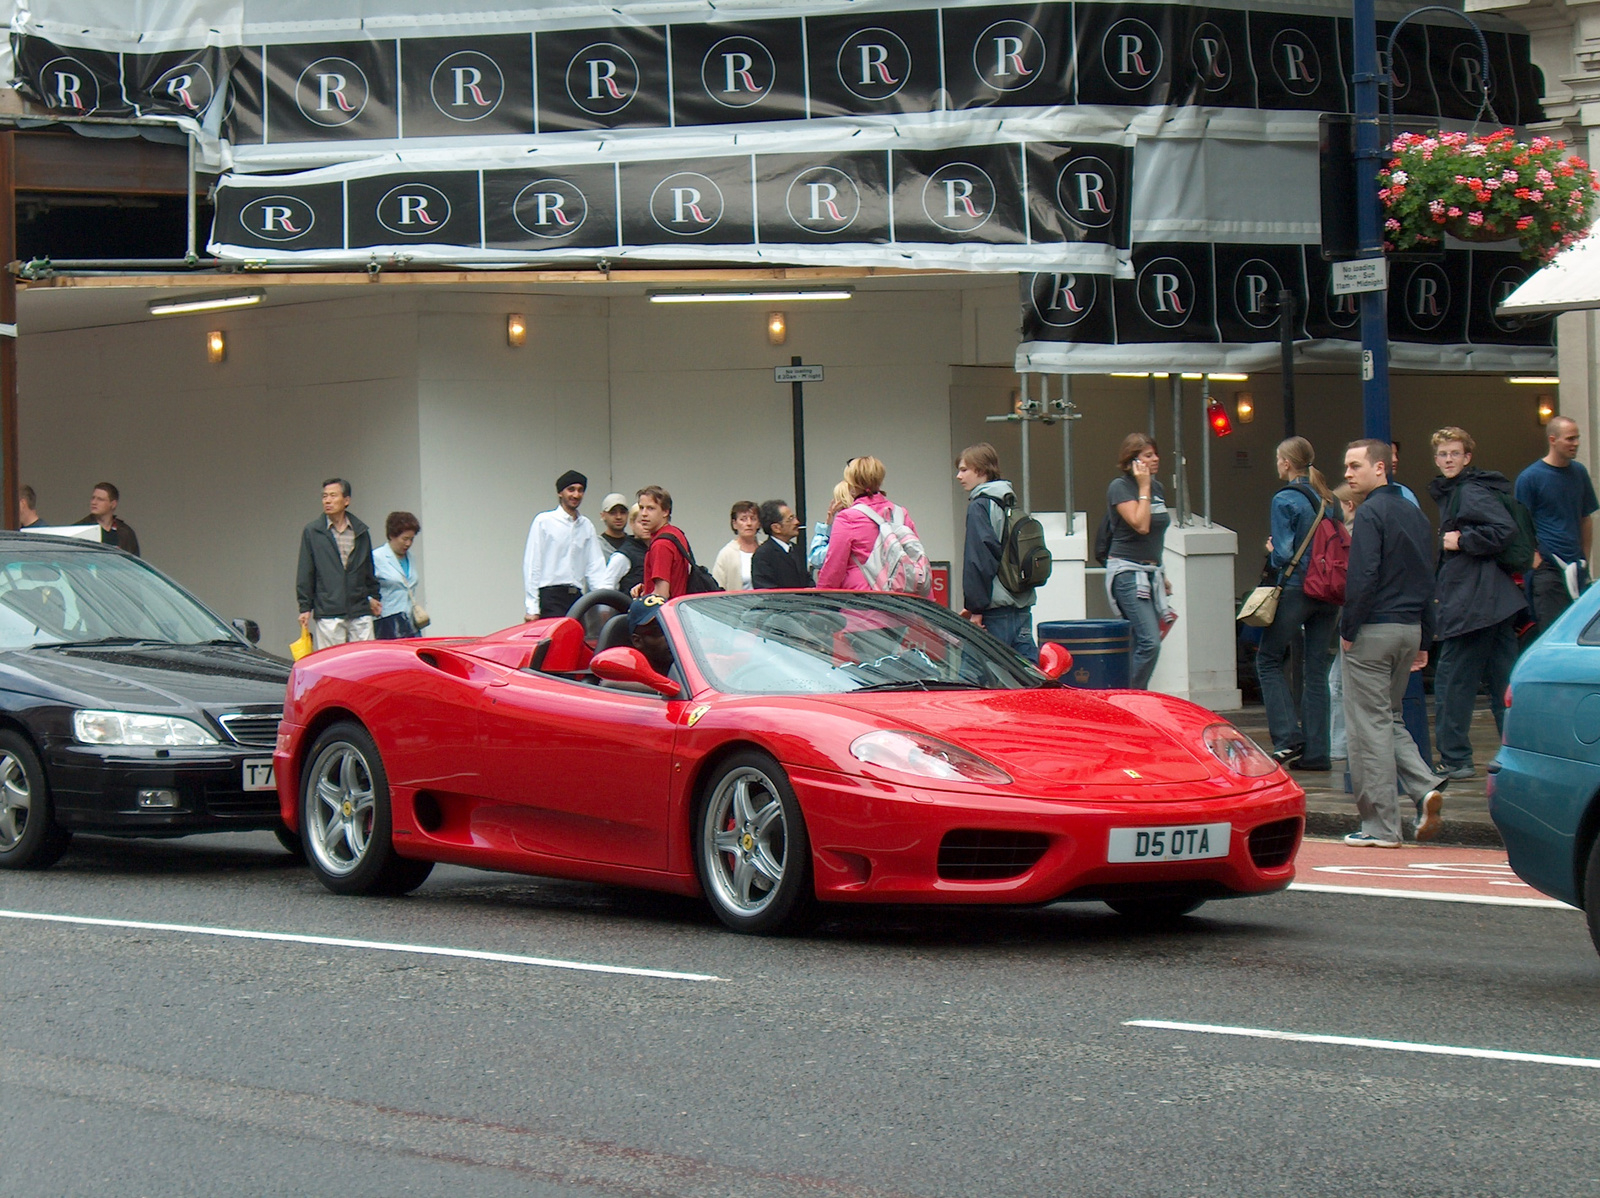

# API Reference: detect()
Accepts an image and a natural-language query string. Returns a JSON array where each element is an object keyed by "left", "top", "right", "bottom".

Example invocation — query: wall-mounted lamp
[
  {"left": 767, "top": 311, "right": 787, "bottom": 345},
  {"left": 1234, "top": 391, "right": 1254, "bottom": 423},
  {"left": 206, "top": 330, "right": 225, "bottom": 364},
  {"left": 507, "top": 313, "right": 526, "bottom": 347},
  {"left": 1537, "top": 395, "right": 1555, "bottom": 425}
]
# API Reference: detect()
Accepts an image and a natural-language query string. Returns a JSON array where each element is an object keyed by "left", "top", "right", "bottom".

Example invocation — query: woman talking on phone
[{"left": 1104, "top": 433, "right": 1172, "bottom": 689}]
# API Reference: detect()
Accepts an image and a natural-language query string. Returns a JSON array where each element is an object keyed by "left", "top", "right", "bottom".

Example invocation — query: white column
[
  {"left": 1030, "top": 511, "right": 1087, "bottom": 622},
  {"left": 1147, "top": 522, "right": 1242, "bottom": 711}
]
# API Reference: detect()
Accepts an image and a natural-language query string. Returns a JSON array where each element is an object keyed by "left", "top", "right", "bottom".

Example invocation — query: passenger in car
[{"left": 629, "top": 596, "right": 676, "bottom": 678}]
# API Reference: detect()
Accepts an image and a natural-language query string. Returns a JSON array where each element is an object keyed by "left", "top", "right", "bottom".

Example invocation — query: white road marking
[
  {"left": 0, "top": 908, "right": 722, "bottom": 981},
  {"left": 1288, "top": 881, "right": 1575, "bottom": 909},
  {"left": 1126, "top": 1020, "right": 1600, "bottom": 1070}
]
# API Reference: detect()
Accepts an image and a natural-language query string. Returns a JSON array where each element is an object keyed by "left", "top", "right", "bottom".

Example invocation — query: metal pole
[
  {"left": 185, "top": 132, "right": 197, "bottom": 262},
  {"left": 0, "top": 133, "right": 15, "bottom": 530},
  {"left": 1278, "top": 288, "right": 1297, "bottom": 439},
  {"left": 1019, "top": 372, "right": 1032, "bottom": 515},
  {"left": 1060, "top": 374, "right": 1074, "bottom": 530},
  {"left": 1201, "top": 375, "right": 1213, "bottom": 528},
  {"left": 1147, "top": 375, "right": 1157, "bottom": 440},
  {"left": 789, "top": 355, "right": 808, "bottom": 548},
  {"left": 1353, "top": 0, "right": 1392, "bottom": 441},
  {"left": 1170, "top": 373, "right": 1185, "bottom": 526}
]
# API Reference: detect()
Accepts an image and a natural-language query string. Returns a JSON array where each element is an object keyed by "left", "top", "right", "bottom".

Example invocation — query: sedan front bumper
[{"left": 45, "top": 741, "right": 282, "bottom": 834}]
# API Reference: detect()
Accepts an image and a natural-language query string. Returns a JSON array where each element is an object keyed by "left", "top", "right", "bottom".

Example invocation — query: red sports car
[{"left": 276, "top": 590, "right": 1304, "bottom": 934}]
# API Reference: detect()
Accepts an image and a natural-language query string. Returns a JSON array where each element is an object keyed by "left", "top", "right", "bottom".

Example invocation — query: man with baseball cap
[
  {"left": 627, "top": 595, "right": 680, "bottom": 686},
  {"left": 523, "top": 469, "right": 610, "bottom": 619},
  {"left": 598, "top": 491, "right": 647, "bottom": 594}
]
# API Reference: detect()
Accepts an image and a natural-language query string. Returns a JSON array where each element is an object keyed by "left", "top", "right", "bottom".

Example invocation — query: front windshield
[
  {"left": 674, "top": 592, "right": 1045, "bottom": 695},
  {"left": 0, "top": 548, "right": 237, "bottom": 650}
]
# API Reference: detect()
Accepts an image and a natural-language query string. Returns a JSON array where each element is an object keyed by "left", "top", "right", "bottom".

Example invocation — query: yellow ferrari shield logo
[{"left": 686, "top": 704, "right": 711, "bottom": 727}]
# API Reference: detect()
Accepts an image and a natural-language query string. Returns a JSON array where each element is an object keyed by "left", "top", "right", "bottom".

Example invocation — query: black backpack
[
  {"left": 656, "top": 530, "right": 723, "bottom": 594},
  {"left": 991, "top": 495, "right": 1053, "bottom": 591},
  {"left": 1093, "top": 509, "right": 1114, "bottom": 566},
  {"left": 1444, "top": 482, "right": 1537, "bottom": 574}
]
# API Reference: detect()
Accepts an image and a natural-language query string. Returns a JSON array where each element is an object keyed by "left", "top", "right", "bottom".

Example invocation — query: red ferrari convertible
[{"left": 276, "top": 590, "right": 1304, "bottom": 934}]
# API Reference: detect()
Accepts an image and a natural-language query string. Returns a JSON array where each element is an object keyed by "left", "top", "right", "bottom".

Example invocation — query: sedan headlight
[
  {"left": 1202, "top": 724, "right": 1278, "bottom": 777},
  {"left": 73, "top": 710, "right": 219, "bottom": 747},
  {"left": 850, "top": 730, "right": 1012, "bottom": 785}
]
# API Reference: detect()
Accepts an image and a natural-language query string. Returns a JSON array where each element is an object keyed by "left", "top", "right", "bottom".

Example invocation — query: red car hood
[{"left": 820, "top": 687, "right": 1216, "bottom": 788}]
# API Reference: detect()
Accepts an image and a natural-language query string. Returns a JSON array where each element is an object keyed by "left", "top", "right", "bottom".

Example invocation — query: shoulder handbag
[{"left": 1237, "top": 509, "right": 1320, "bottom": 628}]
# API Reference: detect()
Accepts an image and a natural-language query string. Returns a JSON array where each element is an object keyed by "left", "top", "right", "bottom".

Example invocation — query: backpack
[
  {"left": 1443, "top": 481, "right": 1537, "bottom": 573},
  {"left": 1093, "top": 509, "right": 1114, "bottom": 566},
  {"left": 858, "top": 503, "right": 933, "bottom": 597},
  {"left": 1287, "top": 484, "right": 1351, "bottom": 605},
  {"left": 655, "top": 530, "right": 723, "bottom": 594},
  {"left": 992, "top": 496, "right": 1054, "bottom": 592}
]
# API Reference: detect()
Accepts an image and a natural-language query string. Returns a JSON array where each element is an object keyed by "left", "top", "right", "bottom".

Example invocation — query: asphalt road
[{"left": 4, "top": 831, "right": 1599, "bottom": 1198}]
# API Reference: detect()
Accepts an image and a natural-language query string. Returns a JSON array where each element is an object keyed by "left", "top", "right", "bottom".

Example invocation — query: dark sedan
[{"left": 0, "top": 533, "right": 290, "bottom": 868}]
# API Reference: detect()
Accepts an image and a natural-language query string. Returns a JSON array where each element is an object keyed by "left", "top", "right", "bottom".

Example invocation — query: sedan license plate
[
  {"left": 242, "top": 758, "right": 276, "bottom": 792},
  {"left": 1107, "top": 822, "right": 1230, "bottom": 863}
]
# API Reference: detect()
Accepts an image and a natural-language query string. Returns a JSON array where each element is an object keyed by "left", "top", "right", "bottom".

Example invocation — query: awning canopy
[{"left": 1496, "top": 236, "right": 1600, "bottom": 317}]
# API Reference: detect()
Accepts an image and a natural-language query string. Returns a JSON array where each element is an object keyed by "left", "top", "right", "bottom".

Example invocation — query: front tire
[
  {"left": 0, "top": 730, "right": 71, "bottom": 869},
  {"left": 301, "top": 722, "right": 432, "bottom": 896},
  {"left": 1584, "top": 837, "right": 1600, "bottom": 958},
  {"left": 695, "top": 751, "right": 817, "bottom": 935},
  {"left": 1107, "top": 896, "right": 1207, "bottom": 921}
]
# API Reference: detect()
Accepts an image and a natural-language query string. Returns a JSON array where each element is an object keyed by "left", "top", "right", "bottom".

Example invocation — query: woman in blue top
[
  {"left": 1257, "top": 437, "right": 1339, "bottom": 770},
  {"left": 372, "top": 511, "right": 422, "bottom": 639}
]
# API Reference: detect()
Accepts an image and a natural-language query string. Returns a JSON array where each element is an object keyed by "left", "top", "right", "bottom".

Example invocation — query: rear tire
[
  {"left": 300, "top": 721, "right": 432, "bottom": 897},
  {"left": 1106, "top": 896, "right": 1206, "bottom": 921},
  {"left": 695, "top": 751, "right": 817, "bottom": 935},
  {"left": 0, "top": 730, "right": 71, "bottom": 870},
  {"left": 1584, "top": 837, "right": 1600, "bottom": 958}
]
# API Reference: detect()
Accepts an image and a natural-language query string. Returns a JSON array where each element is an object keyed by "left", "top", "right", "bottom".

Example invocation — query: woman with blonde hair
[
  {"left": 817, "top": 456, "right": 922, "bottom": 590},
  {"left": 1256, "top": 436, "right": 1340, "bottom": 770},
  {"left": 808, "top": 478, "right": 854, "bottom": 575}
]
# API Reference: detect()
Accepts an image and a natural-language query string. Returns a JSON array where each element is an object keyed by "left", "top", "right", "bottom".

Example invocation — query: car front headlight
[
  {"left": 73, "top": 710, "right": 219, "bottom": 747},
  {"left": 1202, "top": 723, "right": 1278, "bottom": 777},
  {"left": 850, "top": 730, "right": 1012, "bottom": 785}
]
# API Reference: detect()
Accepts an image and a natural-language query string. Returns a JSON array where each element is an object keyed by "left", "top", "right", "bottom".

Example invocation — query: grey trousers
[{"left": 1342, "top": 623, "right": 1443, "bottom": 842}]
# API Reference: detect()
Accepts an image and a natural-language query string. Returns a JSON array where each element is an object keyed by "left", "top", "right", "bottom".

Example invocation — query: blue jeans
[
  {"left": 1109, "top": 571, "right": 1162, "bottom": 689},
  {"left": 981, "top": 605, "right": 1038, "bottom": 664},
  {"left": 1433, "top": 615, "right": 1518, "bottom": 768},
  {"left": 1255, "top": 585, "right": 1339, "bottom": 766}
]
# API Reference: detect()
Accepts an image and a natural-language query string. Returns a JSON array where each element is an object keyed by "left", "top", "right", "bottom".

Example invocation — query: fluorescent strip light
[
  {"left": 1208, "top": 373, "right": 1250, "bottom": 382},
  {"left": 148, "top": 290, "right": 265, "bottom": 316},
  {"left": 648, "top": 289, "right": 853, "bottom": 304},
  {"left": 1110, "top": 372, "right": 1152, "bottom": 378},
  {"left": 1508, "top": 376, "right": 1561, "bottom": 385}
]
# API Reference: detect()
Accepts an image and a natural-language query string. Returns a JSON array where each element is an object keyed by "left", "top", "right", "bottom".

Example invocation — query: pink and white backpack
[{"left": 858, "top": 504, "right": 932, "bottom": 597}]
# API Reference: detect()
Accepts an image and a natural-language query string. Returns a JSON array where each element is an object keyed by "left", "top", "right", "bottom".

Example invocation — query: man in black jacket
[
  {"left": 1340, "top": 439, "right": 1447, "bottom": 847},
  {"left": 1427, "top": 427, "right": 1527, "bottom": 780},
  {"left": 297, "top": 478, "right": 381, "bottom": 650},
  {"left": 751, "top": 499, "right": 810, "bottom": 589}
]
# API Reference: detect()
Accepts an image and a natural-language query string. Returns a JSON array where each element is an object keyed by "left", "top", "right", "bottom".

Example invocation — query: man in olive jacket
[
  {"left": 1427, "top": 427, "right": 1527, "bottom": 779},
  {"left": 297, "top": 478, "right": 381, "bottom": 650}
]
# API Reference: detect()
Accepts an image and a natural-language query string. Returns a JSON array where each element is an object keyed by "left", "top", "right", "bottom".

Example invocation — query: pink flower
[
  {"left": 1385, "top": 218, "right": 1401, "bottom": 231},
  {"left": 1530, "top": 189, "right": 1544, "bottom": 202},
  {"left": 1467, "top": 211, "right": 1484, "bottom": 226},
  {"left": 1517, "top": 216, "right": 1534, "bottom": 230},
  {"left": 1429, "top": 199, "right": 1445, "bottom": 215},
  {"left": 1501, "top": 170, "right": 1519, "bottom": 184}
]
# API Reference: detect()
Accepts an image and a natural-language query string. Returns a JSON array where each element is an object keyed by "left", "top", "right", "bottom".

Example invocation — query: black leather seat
[{"left": 596, "top": 613, "right": 632, "bottom": 654}]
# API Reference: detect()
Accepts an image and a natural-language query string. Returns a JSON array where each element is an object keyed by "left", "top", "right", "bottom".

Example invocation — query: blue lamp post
[{"left": 1352, "top": 0, "right": 1391, "bottom": 442}]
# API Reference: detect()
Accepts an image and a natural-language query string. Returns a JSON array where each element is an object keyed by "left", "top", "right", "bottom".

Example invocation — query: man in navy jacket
[{"left": 1340, "top": 440, "right": 1447, "bottom": 847}]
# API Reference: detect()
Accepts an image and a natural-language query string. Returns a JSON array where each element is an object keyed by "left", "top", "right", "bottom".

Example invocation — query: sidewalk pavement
[{"left": 1229, "top": 698, "right": 1502, "bottom": 848}]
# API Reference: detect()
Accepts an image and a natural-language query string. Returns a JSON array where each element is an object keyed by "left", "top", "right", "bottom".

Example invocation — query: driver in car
[{"left": 628, "top": 596, "right": 683, "bottom": 690}]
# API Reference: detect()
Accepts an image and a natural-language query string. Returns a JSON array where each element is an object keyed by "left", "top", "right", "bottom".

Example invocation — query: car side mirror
[
  {"left": 1038, "top": 642, "right": 1072, "bottom": 680},
  {"left": 590, "top": 646, "right": 680, "bottom": 697},
  {"left": 231, "top": 618, "right": 261, "bottom": 645}
]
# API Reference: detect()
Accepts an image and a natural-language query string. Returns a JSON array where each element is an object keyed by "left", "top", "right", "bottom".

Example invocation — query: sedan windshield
[
  {"left": 673, "top": 592, "right": 1045, "bottom": 695},
  {"left": 0, "top": 548, "right": 238, "bottom": 650}
]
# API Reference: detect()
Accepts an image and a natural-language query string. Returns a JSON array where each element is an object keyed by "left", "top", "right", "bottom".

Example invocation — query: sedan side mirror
[
  {"left": 231, "top": 618, "right": 261, "bottom": 645},
  {"left": 589, "top": 646, "right": 680, "bottom": 697},
  {"left": 1038, "top": 642, "right": 1072, "bottom": 680}
]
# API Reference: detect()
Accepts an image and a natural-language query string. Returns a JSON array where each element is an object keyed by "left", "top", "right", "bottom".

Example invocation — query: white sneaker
[
  {"left": 1414, "top": 790, "right": 1444, "bottom": 842},
  {"left": 1344, "top": 831, "right": 1402, "bottom": 848}
]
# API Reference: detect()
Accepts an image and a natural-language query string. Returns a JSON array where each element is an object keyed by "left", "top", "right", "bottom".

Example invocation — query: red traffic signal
[{"left": 1206, "top": 396, "right": 1233, "bottom": 437}]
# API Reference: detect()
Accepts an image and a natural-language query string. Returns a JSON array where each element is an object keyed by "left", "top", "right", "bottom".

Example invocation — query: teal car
[{"left": 1491, "top": 581, "right": 1600, "bottom": 954}]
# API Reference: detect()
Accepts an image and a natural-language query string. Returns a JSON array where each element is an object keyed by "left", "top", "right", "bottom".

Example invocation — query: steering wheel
[{"left": 568, "top": 589, "right": 633, "bottom": 644}]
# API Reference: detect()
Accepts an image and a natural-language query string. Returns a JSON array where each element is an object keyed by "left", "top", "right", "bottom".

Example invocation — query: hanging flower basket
[{"left": 1378, "top": 129, "right": 1600, "bottom": 264}]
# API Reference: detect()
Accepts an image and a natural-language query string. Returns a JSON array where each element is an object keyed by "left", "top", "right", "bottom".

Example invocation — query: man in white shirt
[{"left": 523, "top": 469, "right": 611, "bottom": 619}]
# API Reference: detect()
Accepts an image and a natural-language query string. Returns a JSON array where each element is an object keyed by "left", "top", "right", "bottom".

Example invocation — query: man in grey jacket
[
  {"left": 957, "top": 442, "right": 1037, "bottom": 663},
  {"left": 297, "top": 478, "right": 381, "bottom": 650},
  {"left": 1341, "top": 440, "right": 1447, "bottom": 847},
  {"left": 1427, "top": 426, "right": 1527, "bottom": 779}
]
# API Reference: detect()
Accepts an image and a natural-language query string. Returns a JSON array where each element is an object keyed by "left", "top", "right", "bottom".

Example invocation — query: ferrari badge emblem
[
  {"left": 342, "top": 798, "right": 353, "bottom": 816},
  {"left": 686, "top": 704, "right": 711, "bottom": 727},
  {"left": 1123, "top": 768, "right": 1142, "bottom": 779}
]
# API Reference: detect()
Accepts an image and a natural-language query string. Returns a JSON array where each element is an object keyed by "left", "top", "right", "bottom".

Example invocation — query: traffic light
[{"left": 1206, "top": 396, "right": 1233, "bottom": 437}]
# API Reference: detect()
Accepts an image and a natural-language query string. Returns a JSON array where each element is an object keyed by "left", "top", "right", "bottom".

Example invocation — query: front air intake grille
[
  {"left": 218, "top": 711, "right": 282, "bottom": 748},
  {"left": 1248, "top": 818, "right": 1302, "bottom": 869},
  {"left": 937, "top": 830, "right": 1050, "bottom": 881}
]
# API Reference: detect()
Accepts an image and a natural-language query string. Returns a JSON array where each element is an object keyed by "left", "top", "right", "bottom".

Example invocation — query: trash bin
[{"left": 1037, "top": 619, "right": 1131, "bottom": 689}]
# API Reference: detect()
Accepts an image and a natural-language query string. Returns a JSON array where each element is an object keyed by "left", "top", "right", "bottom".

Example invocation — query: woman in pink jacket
[{"left": 817, "top": 456, "right": 918, "bottom": 590}]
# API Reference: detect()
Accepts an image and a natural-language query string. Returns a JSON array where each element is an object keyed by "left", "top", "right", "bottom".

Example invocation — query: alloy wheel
[
  {"left": 305, "top": 742, "right": 375, "bottom": 877},
  {"left": 704, "top": 766, "right": 789, "bottom": 916},
  {"left": 0, "top": 750, "right": 30, "bottom": 850}
]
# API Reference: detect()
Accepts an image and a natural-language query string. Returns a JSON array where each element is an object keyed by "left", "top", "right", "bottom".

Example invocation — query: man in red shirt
[{"left": 633, "top": 485, "right": 691, "bottom": 599}]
